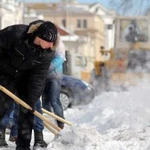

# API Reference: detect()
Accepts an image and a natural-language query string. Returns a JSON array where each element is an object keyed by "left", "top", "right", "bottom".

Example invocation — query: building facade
[
  {"left": 25, "top": 2, "right": 117, "bottom": 81},
  {"left": 25, "top": 2, "right": 106, "bottom": 81},
  {"left": 0, "top": 0, "right": 23, "bottom": 29}
]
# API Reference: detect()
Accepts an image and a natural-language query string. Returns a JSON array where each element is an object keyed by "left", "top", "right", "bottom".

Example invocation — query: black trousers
[
  {"left": 0, "top": 73, "right": 15, "bottom": 128},
  {"left": 0, "top": 72, "right": 34, "bottom": 149}
]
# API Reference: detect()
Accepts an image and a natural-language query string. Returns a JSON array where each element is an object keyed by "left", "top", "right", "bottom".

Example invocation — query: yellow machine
[{"left": 94, "top": 16, "right": 150, "bottom": 87}]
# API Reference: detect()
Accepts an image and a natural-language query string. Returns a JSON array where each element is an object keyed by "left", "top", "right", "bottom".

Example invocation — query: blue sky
[
  {"left": 23, "top": 0, "right": 149, "bottom": 15},
  {"left": 24, "top": 0, "right": 111, "bottom": 9}
]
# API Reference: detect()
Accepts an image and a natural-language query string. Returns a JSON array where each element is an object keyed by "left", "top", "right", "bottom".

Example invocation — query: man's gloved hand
[
  {"left": 20, "top": 105, "right": 35, "bottom": 114},
  {"left": 27, "top": 101, "right": 36, "bottom": 114},
  {"left": 30, "top": 107, "right": 35, "bottom": 114}
]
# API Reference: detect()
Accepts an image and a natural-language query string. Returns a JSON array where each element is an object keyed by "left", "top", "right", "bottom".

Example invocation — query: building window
[
  {"left": 107, "top": 24, "right": 113, "bottom": 30},
  {"left": 77, "top": 19, "right": 81, "bottom": 28},
  {"left": 77, "top": 19, "right": 87, "bottom": 28},
  {"left": 62, "top": 19, "right": 66, "bottom": 27},
  {"left": 83, "top": 19, "right": 87, "bottom": 28}
]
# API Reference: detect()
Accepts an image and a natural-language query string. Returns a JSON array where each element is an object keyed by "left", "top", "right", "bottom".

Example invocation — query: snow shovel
[
  {"left": 42, "top": 108, "right": 72, "bottom": 126},
  {"left": 0, "top": 85, "right": 61, "bottom": 135}
]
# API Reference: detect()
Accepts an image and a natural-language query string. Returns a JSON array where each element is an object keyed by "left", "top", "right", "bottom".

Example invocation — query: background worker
[
  {"left": 2, "top": 37, "right": 65, "bottom": 149},
  {"left": 42, "top": 39, "right": 66, "bottom": 129}
]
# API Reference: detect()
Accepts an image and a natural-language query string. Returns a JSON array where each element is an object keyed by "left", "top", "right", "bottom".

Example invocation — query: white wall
[
  {"left": 0, "top": 1, "right": 23, "bottom": 29},
  {"left": 103, "top": 17, "right": 115, "bottom": 50}
]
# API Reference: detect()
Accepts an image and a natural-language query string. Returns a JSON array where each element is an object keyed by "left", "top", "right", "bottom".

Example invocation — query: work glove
[
  {"left": 30, "top": 107, "right": 35, "bottom": 114},
  {"left": 28, "top": 102, "right": 36, "bottom": 114},
  {"left": 24, "top": 100, "right": 36, "bottom": 114},
  {"left": 19, "top": 105, "right": 35, "bottom": 115}
]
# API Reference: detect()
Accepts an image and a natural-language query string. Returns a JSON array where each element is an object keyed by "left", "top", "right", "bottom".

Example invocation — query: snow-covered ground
[{"left": 3, "top": 80, "right": 150, "bottom": 150}]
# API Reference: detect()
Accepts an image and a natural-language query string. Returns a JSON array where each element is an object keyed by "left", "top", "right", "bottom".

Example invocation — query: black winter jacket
[{"left": 0, "top": 24, "right": 55, "bottom": 106}]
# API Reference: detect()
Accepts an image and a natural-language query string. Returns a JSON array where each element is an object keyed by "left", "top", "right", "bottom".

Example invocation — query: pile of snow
[{"left": 4, "top": 80, "right": 150, "bottom": 150}]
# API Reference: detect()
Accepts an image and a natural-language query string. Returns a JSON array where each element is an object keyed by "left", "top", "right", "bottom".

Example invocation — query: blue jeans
[
  {"left": 2, "top": 99, "right": 44, "bottom": 137},
  {"left": 0, "top": 103, "right": 15, "bottom": 129},
  {"left": 42, "top": 78, "right": 64, "bottom": 125},
  {"left": 10, "top": 103, "right": 19, "bottom": 137},
  {"left": 33, "top": 99, "right": 44, "bottom": 131}
]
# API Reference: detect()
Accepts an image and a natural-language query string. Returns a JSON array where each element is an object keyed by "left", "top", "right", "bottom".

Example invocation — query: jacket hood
[{"left": 27, "top": 20, "right": 59, "bottom": 50}]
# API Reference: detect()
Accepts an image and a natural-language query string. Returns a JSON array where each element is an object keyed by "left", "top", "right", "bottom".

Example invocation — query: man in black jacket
[{"left": 0, "top": 20, "right": 58, "bottom": 150}]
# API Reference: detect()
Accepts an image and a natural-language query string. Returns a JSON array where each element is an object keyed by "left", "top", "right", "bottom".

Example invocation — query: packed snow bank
[{"left": 4, "top": 81, "right": 150, "bottom": 150}]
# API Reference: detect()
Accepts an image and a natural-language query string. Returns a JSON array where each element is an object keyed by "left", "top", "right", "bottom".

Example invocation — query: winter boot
[
  {"left": 16, "top": 146, "right": 31, "bottom": 150},
  {"left": 33, "top": 130, "right": 47, "bottom": 150},
  {"left": 57, "top": 121, "right": 64, "bottom": 129},
  {"left": 0, "top": 129, "right": 8, "bottom": 147}
]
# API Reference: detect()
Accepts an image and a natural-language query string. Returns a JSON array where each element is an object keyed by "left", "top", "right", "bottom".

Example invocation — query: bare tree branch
[{"left": 109, "top": 0, "right": 150, "bottom": 15}]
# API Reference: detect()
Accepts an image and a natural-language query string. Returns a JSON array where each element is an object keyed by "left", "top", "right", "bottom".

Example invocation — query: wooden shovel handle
[
  {"left": 0, "top": 85, "right": 61, "bottom": 133},
  {"left": 42, "top": 108, "right": 72, "bottom": 126},
  {"left": 43, "top": 121, "right": 59, "bottom": 135}
]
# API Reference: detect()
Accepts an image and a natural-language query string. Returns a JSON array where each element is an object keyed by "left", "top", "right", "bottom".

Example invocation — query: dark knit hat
[{"left": 36, "top": 21, "right": 58, "bottom": 42}]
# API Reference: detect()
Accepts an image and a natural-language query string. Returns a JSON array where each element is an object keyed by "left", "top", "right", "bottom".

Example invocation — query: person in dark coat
[
  {"left": 2, "top": 38, "right": 65, "bottom": 150},
  {"left": 0, "top": 20, "right": 59, "bottom": 150}
]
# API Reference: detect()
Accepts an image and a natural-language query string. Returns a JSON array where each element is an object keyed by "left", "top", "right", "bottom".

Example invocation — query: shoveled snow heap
[{"left": 4, "top": 80, "right": 150, "bottom": 150}]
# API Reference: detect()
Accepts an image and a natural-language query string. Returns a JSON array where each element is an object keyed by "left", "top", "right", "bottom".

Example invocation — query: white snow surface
[{"left": 3, "top": 80, "right": 150, "bottom": 150}]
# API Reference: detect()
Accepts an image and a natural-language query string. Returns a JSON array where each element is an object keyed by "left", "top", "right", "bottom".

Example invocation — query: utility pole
[{"left": 22, "top": 0, "right": 25, "bottom": 24}]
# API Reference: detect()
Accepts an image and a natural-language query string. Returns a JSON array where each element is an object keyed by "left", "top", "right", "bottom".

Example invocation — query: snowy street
[
  {"left": 2, "top": 80, "right": 150, "bottom": 150},
  {"left": 0, "top": 0, "right": 149, "bottom": 150}
]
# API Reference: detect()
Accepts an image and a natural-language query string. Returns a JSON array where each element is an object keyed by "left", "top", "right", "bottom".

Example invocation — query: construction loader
[{"left": 93, "top": 16, "right": 150, "bottom": 89}]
